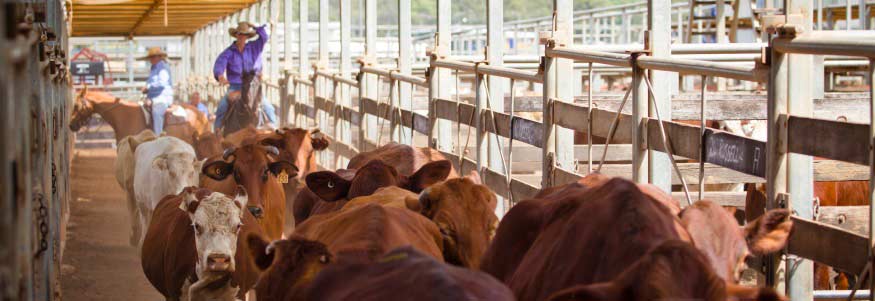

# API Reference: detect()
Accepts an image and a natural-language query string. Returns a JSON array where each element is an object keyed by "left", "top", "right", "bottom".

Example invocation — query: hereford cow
[
  {"left": 247, "top": 202, "right": 444, "bottom": 300},
  {"left": 482, "top": 175, "right": 791, "bottom": 300},
  {"left": 115, "top": 129, "right": 157, "bottom": 246},
  {"left": 133, "top": 136, "right": 202, "bottom": 246},
  {"left": 304, "top": 246, "right": 515, "bottom": 301},
  {"left": 294, "top": 159, "right": 452, "bottom": 225},
  {"left": 141, "top": 186, "right": 263, "bottom": 300},
  {"left": 200, "top": 144, "right": 297, "bottom": 240}
]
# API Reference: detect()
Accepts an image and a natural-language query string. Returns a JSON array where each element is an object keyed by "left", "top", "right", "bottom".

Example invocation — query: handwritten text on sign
[{"left": 704, "top": 131, "right": 766, "bottom": 178}]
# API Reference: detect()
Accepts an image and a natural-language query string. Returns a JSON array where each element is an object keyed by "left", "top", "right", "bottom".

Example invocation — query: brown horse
[{"left": 70, "top": 87, "right": 209, "bottom": 143}]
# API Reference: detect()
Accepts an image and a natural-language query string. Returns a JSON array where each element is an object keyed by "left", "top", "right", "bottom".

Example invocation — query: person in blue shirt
[
  {"left": 140, "top": 47, "right": 174, "bottom": 134},
  {"left": 213, "top": 21, "right": 278, "bottom": 130},
  {"left": 189, "top": 91, "right": 210, "bottom": 118}
]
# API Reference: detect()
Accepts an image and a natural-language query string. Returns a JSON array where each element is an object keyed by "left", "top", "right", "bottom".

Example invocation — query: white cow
[
  {"left": 133, "top": 136, "right": 203, "bottom": 246},
  {"left": 115, "top": 130, "right": 158, "bottom": 246}
]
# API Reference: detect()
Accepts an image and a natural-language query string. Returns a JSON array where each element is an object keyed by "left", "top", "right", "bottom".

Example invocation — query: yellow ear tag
[{"left": 277, "top": 170, "right": 289, "bottom": 184}]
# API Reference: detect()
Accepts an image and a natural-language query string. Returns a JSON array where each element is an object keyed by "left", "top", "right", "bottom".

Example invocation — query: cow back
[
  {"left": 306, "top": 246, "right": 513, "bottom": 301},
  {"left": 507, "top": 178, "right": 681, "bottom": 300}
]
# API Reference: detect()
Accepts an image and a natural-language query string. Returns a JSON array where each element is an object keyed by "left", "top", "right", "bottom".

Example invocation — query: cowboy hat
[
  {"left": 137, "top": 47, "right": 167, "bottom": 61},
  {"left": 228, "top": 21, "right": 257, "bottom": 38}
]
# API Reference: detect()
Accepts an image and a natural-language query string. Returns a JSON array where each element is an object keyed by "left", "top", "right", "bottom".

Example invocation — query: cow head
[
  {"left": 247, "top": 235, "right": 332, "bottom": 301},
  {"left": 178, "top": 186, "right": 249, "bottom": 276},
  {"left": 306, "top": 160, "right": 452, "bottom": 203},
  {"left": 193, "top": 132, "right": 223, "bottom": 160},
  {"left": 417, "top": 174, "right": 499, "bottom": 268},
  {"left": 679, "top": 201, "right": 792, "bottom": 283},
  {"left": 259, "top": 127, "right": 330, "bottom": 177},
  {"left": 153, "top": 151, "right": 204, "bottom": 189},
  {"left": 201, "top": 144, "right": 298, "bottom": 239},
  {"left": 70, "top": 88, "right": 96, "bottom": 131}
]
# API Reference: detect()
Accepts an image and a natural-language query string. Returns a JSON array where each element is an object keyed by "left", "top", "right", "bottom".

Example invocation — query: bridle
[{"left": 70, "top": 94, "right": 125, "bottom": 131}]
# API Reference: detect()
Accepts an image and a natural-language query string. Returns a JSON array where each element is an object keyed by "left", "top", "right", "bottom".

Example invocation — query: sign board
[
  {"left": 704, "top": 130, "right": 767, "bottom": 178},
  {"left": 70, "top": 62, "right": 104, "bottom": 76}
]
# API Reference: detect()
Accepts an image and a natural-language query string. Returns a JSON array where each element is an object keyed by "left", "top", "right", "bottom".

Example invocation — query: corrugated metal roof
[{"left": 71, "top": 0, "right": 258, "bottom": 37}]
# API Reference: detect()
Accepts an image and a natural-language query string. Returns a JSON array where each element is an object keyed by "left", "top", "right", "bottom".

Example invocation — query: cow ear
[
  {"left": 310, "top": 130, "right": 330, "bottom": 151},
  {"left": 405, "top": 160, "right": 452, "bottom": 193},
  {"left": 745, "top": 208, "right": 793, "bottom": 255},
  {"left": 305, "top": 171, "right": 351, "bottom": 202},
  {"left": 178, "top": 187, "right": 201, "bottom": 214},
  {"left": 247, "top": 234, "right": 275, "bottom": 271},
  {"left": 152, "top": 154, "right": 169, "bottom": 170},
  {"left": 202, "top": 160, "right": 233, "bottom": 181},
  {"left": 269, "top": 161, "right": 299, "bottom": 178},
  {"left": 233, "top": 185, "right": 248, "bottom": 211},
  {"left": 259, "top": 133, "right": 286, "bottom": 151}
]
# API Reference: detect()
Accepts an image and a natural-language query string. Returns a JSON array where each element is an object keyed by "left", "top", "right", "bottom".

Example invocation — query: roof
[{"left": 71, "top": 0, "right": 258, "bottom": 37}]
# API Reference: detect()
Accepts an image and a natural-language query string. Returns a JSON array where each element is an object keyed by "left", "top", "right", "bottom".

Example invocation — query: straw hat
[
  {"left": 229, "top": 21, "right": 257, "bottom": 38},
  {"left": 138, "top": 47, "right": 167, "bottom": 61}
]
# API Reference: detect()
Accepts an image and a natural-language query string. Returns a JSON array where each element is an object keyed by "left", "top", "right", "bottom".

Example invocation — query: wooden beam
[{"left": 128, "top": 0, "right": 163, "bottom": 38}]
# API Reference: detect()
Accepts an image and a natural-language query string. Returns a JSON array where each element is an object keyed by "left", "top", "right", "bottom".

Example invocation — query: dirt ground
[{"left": 60, "top": 148, "right": 162, "bottom": 301}]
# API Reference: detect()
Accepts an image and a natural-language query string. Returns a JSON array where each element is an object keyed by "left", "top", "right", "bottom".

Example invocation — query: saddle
[{"left": 141, "top": 99, "right": 190, "bottom": 131}]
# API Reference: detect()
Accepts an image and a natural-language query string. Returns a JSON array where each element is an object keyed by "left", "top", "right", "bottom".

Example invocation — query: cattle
[
  {"left": 294, "top": 159, "right": 452, "bottom": 225},
  {"left": 141, "top": 186, "right": 263, "bottom": 300},
  {"left": 257, "top": 127, "right": 330, "bottom": 230},
  {"left": 416, "top": 174, "right": 499, "bottom": 268},
  {"left": 483, "top": 175, "right": 790, "bottom": 301},
  {"left": 304, "top": 246, "right": 515, "bottom": 301},
  {"left": 115, "top": 129, "right": 157, "bottom": 246},
  {"left": 746, "top": 180, "right": 869, "bottom": 291},
  {"left": 347, "top": 142, "right": 459, "bottom": 177},
  {"left": 133, "top": 136, "right": 202, "bottom": 246},
  {"left": 192, "top": 132, "right": 223, "bottom": 160},
  {"left": 247, "top": 202, "right": 444, "bottom": 300},
  {"left": 200, "top": 143, "right": 297, "bottom": 240}
]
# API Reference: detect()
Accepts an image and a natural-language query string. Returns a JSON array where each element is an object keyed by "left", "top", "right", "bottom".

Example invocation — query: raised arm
[{"left": 250, "top": 24, "right": 269, "bottom": 55}]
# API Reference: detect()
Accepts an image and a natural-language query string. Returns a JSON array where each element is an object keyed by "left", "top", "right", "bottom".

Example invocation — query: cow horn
[
  {"left": 222, "top": 147, "right": 237, "bottom": 160},
  {"left": 263, "top": 145, "right": 279, "bottom": 156}
]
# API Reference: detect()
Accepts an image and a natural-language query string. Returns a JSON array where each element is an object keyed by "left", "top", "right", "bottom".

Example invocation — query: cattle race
[{"left": 3, "top": 0, "right": 875, "bottom": 300}]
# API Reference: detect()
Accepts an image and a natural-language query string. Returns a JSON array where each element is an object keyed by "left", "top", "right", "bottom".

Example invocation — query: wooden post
[
  {"left": 339, "top": 0, "right": 351, "bottom": 166},
  {"left": 270, "top": 0, "right": 280, "bottom": 107},
  {"left": 486, "top": 0, "right": 507, "bottom": 214},
  {"left": 361, "top": 0, "right": 378, "bottom": 149},
  {"left": 554, "top": 0, "right": 575, "bottom": 184},
  {"left": 767, "top": 38, "right": 789, "bottom": 290},
  {"left": 868, "top": 59, "right": 875, "bottom": 301},
  {"left": 299, "top": 0, "right": 309, "bottom": 127},
  {"left": 632, "top": 52, "right": 649, "bottom": 184}
]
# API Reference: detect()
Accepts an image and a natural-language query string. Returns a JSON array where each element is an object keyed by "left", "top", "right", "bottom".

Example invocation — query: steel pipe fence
[
  {"left": 174, "top": 0, "right": 875, "bottom": 298},
  {"left": 1, "top": 2, "right": 72, "bottom": 300}
]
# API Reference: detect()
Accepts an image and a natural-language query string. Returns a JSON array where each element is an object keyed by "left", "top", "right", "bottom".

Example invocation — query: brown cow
[
  {"left": 200, "top": 144, "right": 297, "bottom": 240},
  {"left": 347, "top": 142, "right": 459, "bottom": 177},
  {"left": 247, "top": 201, "right": 444, "bottom": 300},
  {"left": 192, "top": 132, "right": 223, "bottom": 160},
  {"left": 305, "top": 246, "right": 515, "bottom": 301},
  {"left": 294, "top": 159, "right": 452, "bottom": 225},
  {"left": 746, "top": 180, "right": 869, "bottom": 291},
  {"left": 141, "top": 186, "right": 262, "bottom": 300},
  {"left": 258, "top": 127, "right": 330, "bottom": 230},
  {"left": 484, "top": 175, "right": 790, "bottom": 300}
]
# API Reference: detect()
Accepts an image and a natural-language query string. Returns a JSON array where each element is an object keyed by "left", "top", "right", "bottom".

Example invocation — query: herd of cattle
[{"left": 97, "top": 117, "right": 806, "bottom": 301}]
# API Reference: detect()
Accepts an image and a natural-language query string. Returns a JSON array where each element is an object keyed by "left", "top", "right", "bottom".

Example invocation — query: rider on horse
[
  {"left": 213, "top": 21, "right": 277, "bottom": 130},
  {"left": 140, "top": 47, "right": 174, "bottom": 134}
]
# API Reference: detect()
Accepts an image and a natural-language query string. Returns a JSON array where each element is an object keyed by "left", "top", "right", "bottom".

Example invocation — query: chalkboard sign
[
  {"left": 704, "top": 130, "right": 767, "bottom": 178},
  {"left": 70, "top": 62, "right": 104, "bottom": 76}
]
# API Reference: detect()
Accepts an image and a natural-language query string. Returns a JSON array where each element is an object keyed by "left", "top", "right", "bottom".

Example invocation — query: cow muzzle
[
  {"left": 206, "top": 253, "right": 233, "bottom": 272},
  {"left": 247, "top": 206, "right": 264, "bottom": 218}
]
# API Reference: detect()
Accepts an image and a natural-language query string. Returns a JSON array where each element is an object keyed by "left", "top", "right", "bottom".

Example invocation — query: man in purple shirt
[{"left": 213, "top": 21, "right": 277, "bottom": 130}]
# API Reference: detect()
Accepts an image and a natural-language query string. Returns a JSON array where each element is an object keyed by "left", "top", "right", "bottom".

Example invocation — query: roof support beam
[{"left": 128, "top": 0, "right": 163, "bottom": 38}]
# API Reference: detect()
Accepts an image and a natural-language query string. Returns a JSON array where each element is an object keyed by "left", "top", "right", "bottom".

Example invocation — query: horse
[
  {"left": 221, "top": 71, "right": 273, "bottom": 136},
  {"left": 69, "top": 87, "right": 209, "bottom": 144}
]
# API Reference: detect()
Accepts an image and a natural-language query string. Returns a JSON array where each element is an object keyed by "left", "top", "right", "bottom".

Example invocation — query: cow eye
[
  {"left": 319, "top": 254, "right": 329, "bottom": 264},
  {"left": 193, "top": 224, "right": 203, "bottom": 234}
]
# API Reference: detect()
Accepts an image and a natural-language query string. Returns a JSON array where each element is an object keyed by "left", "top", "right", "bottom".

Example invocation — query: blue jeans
[
  {"left": 152, "top": 102, "right": 169, "bottom": 134},
  {"left": 214, "top": 84, "right": 278, "bottom": 129}
]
